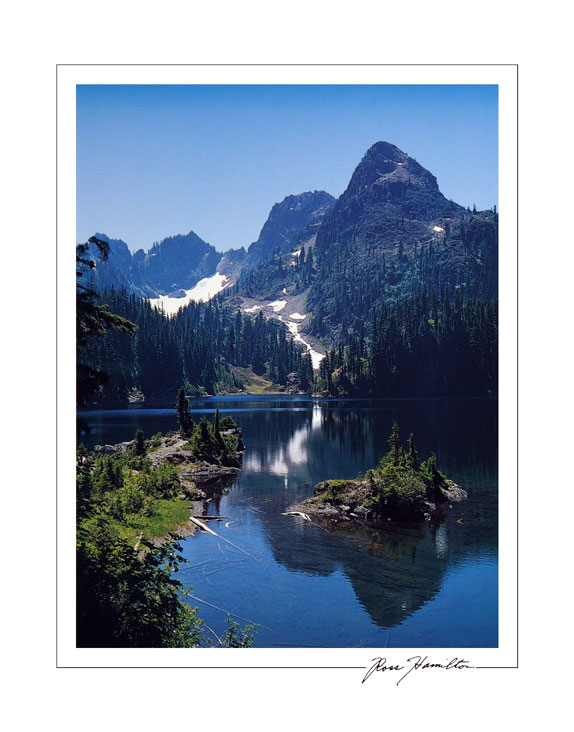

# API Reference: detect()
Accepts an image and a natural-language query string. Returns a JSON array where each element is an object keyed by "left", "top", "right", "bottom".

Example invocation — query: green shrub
[{"left": 219, "top": 415, "right": 237, "bottom": 430}]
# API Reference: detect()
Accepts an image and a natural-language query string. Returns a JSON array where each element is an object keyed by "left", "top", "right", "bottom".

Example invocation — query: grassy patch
[
  {"left": 230, "top": 366, "right": 282, "bottom": 394},
  {"left": 145, "top": 498, "right": 191, "bottom": 539},
  {"left": 84, "top": 497, "right": 192, "bottom": 547}
]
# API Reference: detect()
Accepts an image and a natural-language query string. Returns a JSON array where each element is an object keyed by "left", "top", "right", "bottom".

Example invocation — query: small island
[{"left": 293, "top": 423, "right": 466, "bottom": 526}]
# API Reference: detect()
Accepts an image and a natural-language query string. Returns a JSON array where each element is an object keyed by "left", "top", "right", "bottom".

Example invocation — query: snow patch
[
  {"left": 432, "top": 225, "right": 445, "bottom": 233},
  {"left": 269, "top": 300, "right": 287, "bottom": 313},
  {"left": 290, "top": 312, "right": 306, "bottom": 321},
  {"left": 278, "top": 316, "right": 325, "bottom": 370},
  {"left": 291, "top": 249, "right": 301, "bottom": 257},
  {"left": 244, "top": 305, "right": 261, "bottom": 314},
  {"left": 148, "top": 273, "right": 229, "bottom": 315}
]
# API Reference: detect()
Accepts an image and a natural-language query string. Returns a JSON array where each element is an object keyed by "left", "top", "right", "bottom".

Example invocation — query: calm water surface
[{"left": 79, "top": 396, "right": 498, "bottom": 648}]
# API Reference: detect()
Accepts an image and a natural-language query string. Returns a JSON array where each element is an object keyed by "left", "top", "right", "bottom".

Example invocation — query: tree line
[
  {"left": 314, "top": 291, "right": 497, "bottom": 397},
  {"left": 77, "top": 286, "right": 306, "bottom": 403}
]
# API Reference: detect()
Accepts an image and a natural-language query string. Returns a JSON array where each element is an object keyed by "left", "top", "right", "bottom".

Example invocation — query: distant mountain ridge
[
  {"left": 81, "top": 141, "right": 497, "bottom": 349},
  {"left": 83, "top": 231, "right": 246, "bottom": 299},
  {"left": 81, "top": 190, "right": 335, "bottom": 299}
]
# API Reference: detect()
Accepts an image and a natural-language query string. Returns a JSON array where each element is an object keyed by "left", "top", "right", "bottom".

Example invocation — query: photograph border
[{"left": 57, "top": 63, "right": 517, "bottom": 673}]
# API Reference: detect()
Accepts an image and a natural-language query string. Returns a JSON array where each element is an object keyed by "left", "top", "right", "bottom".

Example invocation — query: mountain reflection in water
[{"left": 79, "top": 396, "right": 498, "bottom": 647}]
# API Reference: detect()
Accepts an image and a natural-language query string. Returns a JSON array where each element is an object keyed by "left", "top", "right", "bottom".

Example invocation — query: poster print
[{"left": 58, "top": 65, "right": 517, "bottom": 674}]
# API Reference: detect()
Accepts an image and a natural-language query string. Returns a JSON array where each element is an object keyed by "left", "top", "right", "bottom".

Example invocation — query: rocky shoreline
[
  {"left": 290, "top": 423, "right": 467, "bottom": 528},
  {"left": 292, "top": 475, "right": 467, "bottom": 528}
]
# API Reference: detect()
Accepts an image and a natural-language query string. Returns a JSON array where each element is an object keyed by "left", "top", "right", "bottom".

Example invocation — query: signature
[{"left": 362, "top": 655, "right": 474, "bottom": 686}]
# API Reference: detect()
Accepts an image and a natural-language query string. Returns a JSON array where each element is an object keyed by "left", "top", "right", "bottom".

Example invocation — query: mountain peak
[
  {"left": 347, "top": 141, "right": 439, "bottom": 196},
  {"left": 365, "top": 141, "right": 406, "bottom": 160}
]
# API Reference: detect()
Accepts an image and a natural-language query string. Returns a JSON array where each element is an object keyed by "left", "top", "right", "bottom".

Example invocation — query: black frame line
[{"left": 57, "top": 62, "right": 518, "bottom": 671}]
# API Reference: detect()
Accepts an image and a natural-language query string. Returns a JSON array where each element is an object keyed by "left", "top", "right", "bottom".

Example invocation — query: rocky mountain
[
  {"left": 83, "top": 234, "right": 156, "bottom": 298},
  {"left": 82, "top": 141, "right": 497, "bottom": 361},
  {"left": 78, "top": 141, "right": 498, "bottom": 397},
  {"left": 83, "top": 231, "right": 239, "bottom": 300},
  {"left": 306, "top": 141, "right": 498, "bottom": 340},
  {"left": 140, "top": 231, "right": 221, "bottom": 292},
  {"left": 80, "top": 191, "right": 334, "bottom": 301},
  {"left": 243, "top": 190, "right": 335, "bottom": 269},
  {"left": 229, "top": 141, "right": 497, "bottom": 347}
]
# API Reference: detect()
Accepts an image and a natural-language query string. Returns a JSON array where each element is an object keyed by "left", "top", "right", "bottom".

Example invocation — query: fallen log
[
  {"left": 282, "top": 510, "right": 312, "bottom": 522},
  {"left": 189, "top": 516, "right": 218, "bottom": 536}
]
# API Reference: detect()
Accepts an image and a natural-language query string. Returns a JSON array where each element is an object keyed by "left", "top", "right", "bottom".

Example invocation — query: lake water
[{"left": 79, "top": 395, "right": 498, "bottom": 648}]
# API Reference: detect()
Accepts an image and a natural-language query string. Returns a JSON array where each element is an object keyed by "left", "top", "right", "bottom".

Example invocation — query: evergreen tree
[
  {"left": 76, "top": 238, "right": 135, "bottom": 430},
  {"left": 408, "top": 433, "right": 419, "bottom": 470},
  {"left": 387, "top": 422, "right": 400, "bottom": 466},
  {"left": 175, "top": 386, "right": 193, "bottom": 437},
  {"left": 214, "top": 408, "right": 225, "bottom": 449},
  {"left": 134, "top": 428, "right": 146, "bottom": 456}
]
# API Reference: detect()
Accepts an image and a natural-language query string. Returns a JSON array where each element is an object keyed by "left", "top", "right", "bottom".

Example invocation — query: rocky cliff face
[
  {"left": 315, "top": 141, "right": 465, "bottom": 260},
  {"left": 244, "top": 190, "right": 335, "bottom": 269},
  {"left": 83, "top": 189, "right": 335, "bottom": 297},
  {"left": 217, "top": 247, "right": 247, "bottom": 280}
]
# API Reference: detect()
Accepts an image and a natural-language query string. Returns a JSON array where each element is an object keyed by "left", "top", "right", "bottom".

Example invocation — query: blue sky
[{"left": 77, "top": 84, "right": 498, "bottom": 253}]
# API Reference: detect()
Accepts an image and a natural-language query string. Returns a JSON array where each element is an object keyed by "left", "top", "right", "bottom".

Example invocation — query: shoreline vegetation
[
  {"left": 292, "top": 423, "right": 467, "bottom": 526},
  {"left": 76, "top": 390, "right": 256, "bottom": 648}
]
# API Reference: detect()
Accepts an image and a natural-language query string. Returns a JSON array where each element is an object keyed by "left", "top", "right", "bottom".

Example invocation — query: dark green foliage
[
  {"left": 175, "top": 387, "right": 194, "bottom": 437},
  {"left": 408, "top": 433, "right": 419, "bottom": 471},
  {"left": 214, "top": 408, "right": 225, "bottom": 450},
  {"left": 76, "top": 449, "right": 200, "bottom": 647},
  {"left": 236, "top": 237, "right": 318, "bottom": 301},
  {"left": 219, "top": 415, "right": 237, "bottom": 431},
  {"left": 77, "top": 287, "right": 307, "bottom": 402},
  {"left": 134, "top": 428, "right": 146, "bottom": 456},
  {"left": 77, "top": 522, "right": 203, "bottom": 648},
  {"left": 364, "top": 423, "right": 452, "bottom": 508},
  {"left": 221, "top": 616, "right": 257, "bottom": 648},
  {"left": 190, "top": 418, "right": 219, "bottom": 463},
  {"left": 76, "top": 436, "right": 254, "bottom": 648},
  {"left": 137, "top": 464, "right": 181, "bottom": 499},
  {"left": 301, "top": 422, "right": 460, "bottom": 523},
  {"left": 184, "top": 412, "right": 244, "bottom": 466},
  {"left": 77, "top": 238, "right": 136, "bottom": 425},
  {"left": 314, "top": 294, "right": 497, "bottom": 397},
  {"left": 387, "top": 422, "right": 400, "bottom": 466}
]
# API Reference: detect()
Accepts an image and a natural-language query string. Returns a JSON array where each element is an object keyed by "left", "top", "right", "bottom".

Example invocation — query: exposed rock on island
[{"left": 292, "top": 423, "right": 466, "bottom": 526}]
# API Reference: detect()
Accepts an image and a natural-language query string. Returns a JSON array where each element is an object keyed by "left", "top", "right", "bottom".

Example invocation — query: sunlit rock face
[{"left": 243, "top": 190, "right": 335, "bottom": 269}]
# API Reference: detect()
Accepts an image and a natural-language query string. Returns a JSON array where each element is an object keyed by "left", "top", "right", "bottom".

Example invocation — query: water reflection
[{"left": 80, "top": 396, "right": 498, "bottom": 647}]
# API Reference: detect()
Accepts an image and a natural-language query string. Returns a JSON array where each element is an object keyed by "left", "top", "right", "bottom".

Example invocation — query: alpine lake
[{"left": 79, "top": 395, "right": 498, "bottom": 648}]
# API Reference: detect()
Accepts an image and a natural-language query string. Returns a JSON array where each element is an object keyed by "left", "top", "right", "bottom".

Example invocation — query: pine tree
[
  {"left": 408, "top": 433, "right": 419, "bottom": 470},
  {"left": 175, "top": 386, "right": 193, "bottom": 437},
  {"left": 214, "top": 408, "right": 224, "bottom": 449},
  {"left": 388, "top": 422, "right": 400, "bottom": 466},
  {"left": 134, "top": 428, "right": 146, "bottom": 456},
  {"left": 76, "top": 238, "right": 135, "bottom": 431}
]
